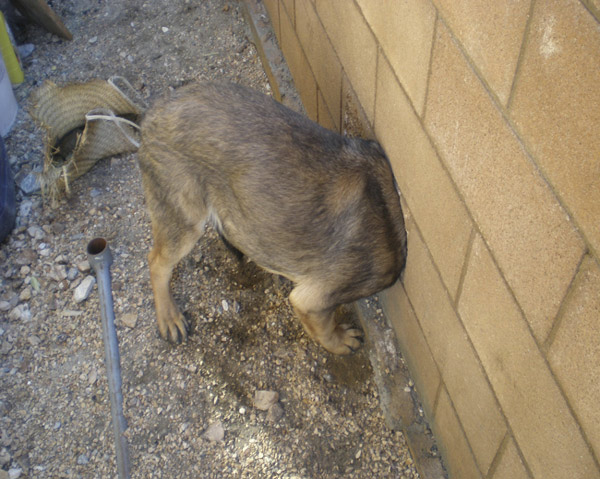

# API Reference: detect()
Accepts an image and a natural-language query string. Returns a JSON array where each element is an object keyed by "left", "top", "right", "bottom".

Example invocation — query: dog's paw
[
  {"left": 321, "top": 323, "right": 362, "bottom": 355},
  {"left": 157, "top": 307, "right": 189, "bottom": 344}
]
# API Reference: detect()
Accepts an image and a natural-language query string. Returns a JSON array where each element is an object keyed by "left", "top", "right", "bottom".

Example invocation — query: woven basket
[{"left": 30, "top": 77, "right": 145, "bottom": 203}]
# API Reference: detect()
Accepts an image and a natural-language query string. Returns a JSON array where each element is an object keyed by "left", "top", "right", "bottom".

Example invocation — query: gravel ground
[{"left": 0, "top": 1, "right": 422, "bottom": 478}]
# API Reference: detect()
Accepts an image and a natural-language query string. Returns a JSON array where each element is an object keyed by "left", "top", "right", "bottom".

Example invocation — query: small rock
[
  {"left": 67, "top": 268, "right": 79, "bottom": 281},
  {"left": 88, "top": 369, "right": 97, "bottom": 385},
  {"left": 17, "top": 43, "right": 34, "bottom": 58},
  {"left": 9, "top": 304, "right": 31, "bottom": 321},
  {"left": 19, "top": 288, "right": 32, "bottom": 301},
  {"left": 74, "top": 276, "right": 95, "bottom": 303},
  {"left": 121, "top": 313, "right": 137, "bottom": 329},
  {"left": 19, "top": 173, "right": 40, "bottom": 195},
  {"left": 0, "top": 301, "right": 10, "bottom": 312},
  {"left": 0, "top": 447, "right": 10, "bottom": 466},
  {"left": 254, "top": 390, "right": 279, "bottom": 411},
  {"left": 27, "top": 225, "right": 44, "bottom": 240},
  {"left": 49, "top": 265, "right": 68, "bottom": 282},
  {"left": 221, "top": 299, "right": 229, "bottom": 311},
  {"left": 18, "top": 200, "right": 32, "bottom": 218},
  {"left": 88, "top": 36, "right": 98, "bottom": 44},
  {"left": 54, "top": 254, "right": 68, "bottom": 264},
  {"left": 266, "top": 403, "right": 284, "bottom": 422},
  {"left": 15, "top": 249, "right": 36, "bottom": 266},
  {"left": 27, "top": 335, "right": 41, "bottom": 346},
  {"left": 161, "top": 26, "right": 169, "bottom": 33},
  {"left": 77, "top": 260, "right": 91, "bottom": 273},
  {"left": 8, "top": 468, "right": 22, "bottom": 479},
  {"left": 203, "top": 421, "right": 224, "bottom": 442},
  {"left": 76, "top": 454, "right": 89, "bottom": 465},
  {"left": 19, "top": 265, "right": 30, "bottom": 277},
  {"left": 0, "top": 340, "right": 13, "bottom": 354}
]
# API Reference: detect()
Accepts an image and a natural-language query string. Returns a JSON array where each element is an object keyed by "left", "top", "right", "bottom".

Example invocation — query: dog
[{"left": 137, "top": 82, "right": 406, "bottom": 354}]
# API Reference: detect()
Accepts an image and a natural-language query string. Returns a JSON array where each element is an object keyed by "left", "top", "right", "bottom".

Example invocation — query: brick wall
[{"left": 261, "top": 0, "right": 600, "bottom": 478}]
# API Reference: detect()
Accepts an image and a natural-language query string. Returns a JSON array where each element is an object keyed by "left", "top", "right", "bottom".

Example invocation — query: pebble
[
  {"left": 49, "top": 265, "right": 68, "bottom": 282},
  {"left": 74, "top": 276, "right": 95, "bottom": 303},
  {"left": 0, "top": 301, "right": 10, "bottom": 312},
  {"left": 19, "top": 288, "right": 32, "bottom": 301},
  {"left": 8, "top": 468, "right": 22, "bottom": 479},
  {"left": 27, "top": 226, "right": 44, "bottom": 240},
  {"left": 88, "top": 36, "right": 98, "bottom": 44},
  {"left": 9, "top": 304, "right": 31, "bottom": 321},
  {"left": 17, "top": 43, "right": 34, "bottom": 58},
  {"left": 8, "top": 467, "right": 23, "bottom": 479},
  {"left": 54, "top": 254, "right": 68, "bottom": 264},
  {"left": 0, "top": 448, "right": 9, "bottom": 467},
  {"left": 203, "top": 421, "right": 224, "bottom": 442},
  {"left": 77, "top": 260, "right": 91, "bottom": 273},
  {"left": 121, "top": 313, "right": 138, "bottom": 329},
  {"left": 77, "top": 454, "right": 89, "bottom": 465},
  {"left": 17, "top": 200, "right": 32, "bottom": 218},
  {"left": 67, "top": 268, "right": 79, "bottom": 281},
  {"left": 18, "top": 173, "right": 40, "bottom": 195},
  {"left": 254, "top": 390, "right": 279, "bottom": 411},
  {"left": 266, "top": 403, "right": 284, "bottom": 422}
]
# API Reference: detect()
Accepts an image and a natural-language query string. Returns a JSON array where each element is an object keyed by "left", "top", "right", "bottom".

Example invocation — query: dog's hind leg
[{"left": 289, "top": 282, "right": 362, "bottom": 355}]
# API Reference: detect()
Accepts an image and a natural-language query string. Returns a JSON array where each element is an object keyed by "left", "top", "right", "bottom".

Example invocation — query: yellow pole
[{"left": 0, "top": 12, "right": 23, "bottom": 85}]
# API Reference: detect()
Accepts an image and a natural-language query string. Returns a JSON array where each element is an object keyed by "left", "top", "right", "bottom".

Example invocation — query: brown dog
[{"left": 137, "top": 82, "right": 406, "bottom": 354}]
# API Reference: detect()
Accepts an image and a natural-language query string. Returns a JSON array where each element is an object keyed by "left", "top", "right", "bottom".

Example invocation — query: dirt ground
[{"left": 0, "top": 1, "right": 425, "bottom": 477}]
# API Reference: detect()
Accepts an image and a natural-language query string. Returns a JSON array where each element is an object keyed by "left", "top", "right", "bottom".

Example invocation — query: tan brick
[
  {"left": 434, "top": 387, "right": 483, "bottom": 479},
  {"left": 295, "top": 0, "right": 341, "bottom": 127},
  {"left": 317, "top": 89, "right": 336, "bottom": 131},
  {"left": 376, "top": 55, "right": 472, "bottom": 299},
  {"left": 583, "top": 0, "right": 600, "bottom": 19},
  {"left": 432, "top": 0, "right": 530, "bottom": 106},
  {"left": 403, "top": 219, "right": 505, "bottom": 473},
  {"left": 316, "top": 0, "right": 377, "bottom": 120},
  {"left": 510, "top": 0, "right": 600, "bottom": 257},
  {"left": 492, "top": 437, "right": 530, "bottom": 479},
  {"left": 281, "top": 0, "right": 295, "bottom": 27},
  {"left": 458, "top": 235, "right": 599, "bottom": 479},
  {"left": 380, "top": 281, "right": 440, "bottom": 418},
  {"left": 425, "top": 20, "right": 585, "bottom": 342},
  {"left": 356, "top": 0, "right": 435, "bottom": 115},
  {"left": 280, "top": 6, "right": 317, "bottom": 120},
  {"left": 549, "top": 256, "right": 600, "bottom": 457}
]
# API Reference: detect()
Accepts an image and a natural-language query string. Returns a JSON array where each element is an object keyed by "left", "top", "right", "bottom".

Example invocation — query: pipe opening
[{"left": 87, "top": 237, "right": 107, "bottom": 256}]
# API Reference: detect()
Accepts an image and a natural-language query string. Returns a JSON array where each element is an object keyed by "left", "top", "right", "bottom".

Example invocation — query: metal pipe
[{"left": 87, "top": 238, "right": 131, "bottom": 479}]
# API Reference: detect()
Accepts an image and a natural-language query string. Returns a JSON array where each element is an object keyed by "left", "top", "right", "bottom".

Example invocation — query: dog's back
[{"left": 138, "top": 82, "right": 406, "bottom": 353}]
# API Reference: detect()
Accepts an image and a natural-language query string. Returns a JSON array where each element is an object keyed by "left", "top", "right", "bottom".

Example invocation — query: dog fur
[{"left": 137, "top": 82, "right": 406, "bottom": 354}]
